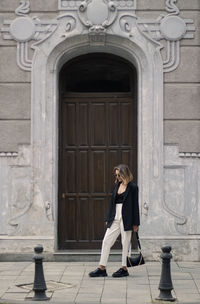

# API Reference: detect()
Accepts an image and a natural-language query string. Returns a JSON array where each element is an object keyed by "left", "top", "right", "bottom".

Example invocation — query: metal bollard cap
[
  {"left": 161, "top": 246, "right": 172, "bottom": 253},
  {"left": 161, "top": 245, "right": 172, "bottom": 259},
  {"left": 34, "top": 244, "right": 44, "bottom": 254}
]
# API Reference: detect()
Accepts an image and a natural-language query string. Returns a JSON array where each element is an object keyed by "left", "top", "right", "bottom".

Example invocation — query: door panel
[{"left": 58, "top": 95, "right": 137, "bottom": 249}]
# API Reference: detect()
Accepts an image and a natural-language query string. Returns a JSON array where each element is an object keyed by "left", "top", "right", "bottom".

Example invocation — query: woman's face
[{"left": 115, "top": 169, "right": 123, "bottom": 183}]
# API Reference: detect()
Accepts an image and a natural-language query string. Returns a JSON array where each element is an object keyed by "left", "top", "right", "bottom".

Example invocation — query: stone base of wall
[
  {"left": 0, "top": 236, "right": 54, "bottom": 255},
  {"left": 0, "top": 145, "right": 199, "bottom": 262},
  {"left": 0, "top": 236, "right": 199, "bottom": 262},
  {"left": 141, "top": 237, "right": 200, "bottom": 262}
]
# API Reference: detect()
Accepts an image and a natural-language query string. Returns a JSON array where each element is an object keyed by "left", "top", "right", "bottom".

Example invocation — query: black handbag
[{"left": 126, "top": 232, "right": 145, "bottom": 267}]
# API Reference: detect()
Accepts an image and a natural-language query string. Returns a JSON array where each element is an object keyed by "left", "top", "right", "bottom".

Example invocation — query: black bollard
[
  {"left": 156, "top": 245, "right": 176, "bottom": 302},
  {"left": 32, "top": 244, "right": 49, "bottom": 301}
]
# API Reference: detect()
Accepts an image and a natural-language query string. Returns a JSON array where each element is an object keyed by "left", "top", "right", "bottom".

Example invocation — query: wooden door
[{"left": 58, "top": 93, "right": 137, "bottom": 249}]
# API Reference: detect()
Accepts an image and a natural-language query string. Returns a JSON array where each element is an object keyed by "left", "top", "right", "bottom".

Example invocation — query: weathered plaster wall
[
  {"left": 137, "top": 5, "right": 200, "bottom": 151},
  {"left": 0, "top": 0, "right": 199, "bottom": 152},
  {"left": 0, "top": 0, "right": 199, "bottom": 260},
  {"left": 0, "top": 0, "right": 58, "bottom": 151},
  {"left": 163, "top": 6, "right": 200, "bottom": 152}
]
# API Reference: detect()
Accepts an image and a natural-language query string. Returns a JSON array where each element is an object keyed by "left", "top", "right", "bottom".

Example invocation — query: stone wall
[
  {"left": 0, "top": 0, "right": 58, "bottom": 152},
  {"left": 137, "top": 3, "right": 200, "bottom": 152},
  {"left": 0, "top": 0, "right": 199, "bottom": 260},
  {"left": 0, "top": 0, "right": 199, "bottom": 152}
]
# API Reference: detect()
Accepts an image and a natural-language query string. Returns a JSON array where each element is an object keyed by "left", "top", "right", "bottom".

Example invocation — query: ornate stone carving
[
  {"left": 0, "top": 144, "right": 54, "bottom": 233},
  {"left": 8, "top": 175, "right": 32, "bottom": 228},
  {"left": 59, "top": 0, "right": 82, "bottom": 10},
  {"left": 0, "top": 0, "right": 195, "bottom": 73},
  {"left": 59, "top": 0, "right": 136, "bottom": 11},
  {"left": 160, "top": 16, "right": 186, "bottom": 41},
  {"left": 0, "top": 152, "right": 18, "bottom": 157},
  {"left": 1, "top": 1, "right": 59, "bottom": 72},
  {"left": 164, "top": 166, "right": 188, "bottom": 235},
  {"left": 164, "top": 145, "right": 200, "bottom": 235},
  {"left": 7, "top": 146, "right": 32, "bottom": 230},
  {"left": 127, "top": 0, "right": 195, "bottom": 73},
  {"left": 115, "top": 0, "right": 136, "bottom": 10},
  {"left": 165, "top": 0, "right": 179, "bottom": 15},
  {"left": 10, "top": 17, "right": 36, "bottom": 42},
  {"left": 119, "top": 14, "right": 137, "bottom": 34},
  {"left": 142, "top": 202, "right": 149, "bottom": 216},
  {"left": 57, "top": 14, "right": 76, "bottom": 36},
  {"left": 0, "top": 1, "right": 75, "bottom": 71},
  {"left": 88, "top": 32, "right": 106, "bottom": 45},
  {"left": 78, "top": 0, "right": 117, "bottom": 32},
  {"left": 179, "top": 152, "right": 200, "bottom": 158},
  {"left": 15, "top": 0, "right": 30, "bottom": 16}
]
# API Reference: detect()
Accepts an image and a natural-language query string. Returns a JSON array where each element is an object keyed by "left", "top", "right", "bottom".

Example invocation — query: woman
[{"left": 89, "top": 164, "right": 140, "bottom": 278}]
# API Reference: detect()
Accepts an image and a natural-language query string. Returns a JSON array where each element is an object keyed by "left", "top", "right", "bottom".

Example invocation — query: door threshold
[
  {"left": 54, "top": 249, "right": 122, "bottom": 255},
  {"left": 53, "top": 250, "right": 122, "bottom": 262}
]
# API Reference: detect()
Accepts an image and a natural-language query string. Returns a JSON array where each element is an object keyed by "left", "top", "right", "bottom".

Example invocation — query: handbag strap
[
  {"left": 128, "top": 232, "right": 142, "bottom": 255},
  {"left": 136, "top": 232, "right": 142, "bottom": 250}
]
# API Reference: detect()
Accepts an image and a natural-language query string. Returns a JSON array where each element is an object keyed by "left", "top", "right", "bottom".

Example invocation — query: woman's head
[{"left": 114, "top": 164, "right": 133, "bottom": 184}]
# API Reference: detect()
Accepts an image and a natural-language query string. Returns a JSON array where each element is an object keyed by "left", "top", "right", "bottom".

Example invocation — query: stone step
[
  {"left": 53, "top": 250, "right": 122, "bottom": 262},
  {"left": 0, "top": 250, "right": 123, "bottom": 262}
]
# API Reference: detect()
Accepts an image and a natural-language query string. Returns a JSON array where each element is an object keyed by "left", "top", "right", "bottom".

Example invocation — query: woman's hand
[
  {"left": 133, "top": 225, "right": 138, "bottom": 232},
  {"left": 105, "top": 222, "right": 107, "bottom": 225}
]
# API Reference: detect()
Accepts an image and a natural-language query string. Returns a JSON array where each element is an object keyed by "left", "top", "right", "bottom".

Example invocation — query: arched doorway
[{"left": 58, "top": 53, "right": 137, "bottom": 249}]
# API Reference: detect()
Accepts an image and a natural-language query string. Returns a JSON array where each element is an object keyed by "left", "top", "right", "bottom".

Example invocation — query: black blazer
[{"left": 105, "top": 182, "right": 140, "bottom": 231}]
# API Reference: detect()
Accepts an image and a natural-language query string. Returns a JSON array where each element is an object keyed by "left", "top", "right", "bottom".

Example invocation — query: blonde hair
[{"left": 114, "top": 164, "right": 133, "bottom": 184}]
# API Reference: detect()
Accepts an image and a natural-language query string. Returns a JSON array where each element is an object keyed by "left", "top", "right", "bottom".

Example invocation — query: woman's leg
[
  {"left": 120, "top": 219, "right": 132, "bottom": 267},
  {"left": 99, "top": 220, "right": 121, "bottom": 267}
]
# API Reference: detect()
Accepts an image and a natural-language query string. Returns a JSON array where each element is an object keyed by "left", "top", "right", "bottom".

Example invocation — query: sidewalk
[{"left": 0, "top": 261, "right": 199, "bottom": 304}]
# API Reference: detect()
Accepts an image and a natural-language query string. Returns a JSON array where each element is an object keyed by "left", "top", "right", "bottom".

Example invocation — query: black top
[
  {"left": 105, "top": 182, "right": 140, "bottom": 231},
  {"left": 115, "top": 191, "right": 125, "bottom": 204}
]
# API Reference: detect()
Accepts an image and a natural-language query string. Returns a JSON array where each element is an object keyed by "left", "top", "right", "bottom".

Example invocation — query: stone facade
[{"left": 0, "top": 0, "right": 199, "bottom": 261}]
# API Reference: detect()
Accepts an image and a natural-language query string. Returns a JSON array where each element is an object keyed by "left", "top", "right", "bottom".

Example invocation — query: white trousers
[{"left": 99, "top": 204, "right": 132, "bottom": 267}]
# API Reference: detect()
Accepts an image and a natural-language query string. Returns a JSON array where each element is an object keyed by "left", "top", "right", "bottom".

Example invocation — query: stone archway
[{"left": 31, "top": 32, "right": 164, "bottom": 251}]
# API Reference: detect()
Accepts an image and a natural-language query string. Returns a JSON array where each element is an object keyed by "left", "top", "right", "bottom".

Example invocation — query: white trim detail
[
  {"left": 0, "top": 152, "right": 18, "bottom": 157},
  {"left": 179, "top": 152, "right": 200, "bottom": 158}
]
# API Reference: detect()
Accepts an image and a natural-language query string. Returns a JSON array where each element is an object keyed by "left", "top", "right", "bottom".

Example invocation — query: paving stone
[
  {"left": 173, "top": 280, "right": 197, "bottom": 288},
  {"left": 0, "top": 261, "right": 200, "bottom": 303},
  {"left": 75, "top": 294, "right": 101, "bottom": 303},
  {"left": 177, "top": 294, "right": 200, "bottom": 303},
  {"left": 1, "top": 292, "right": 28, "bottom": 300},
  {"left": 127, "top": 295, "right": 152, "bottom": 303},
  {"left": 0, "top": 288, "right": 8, "bottom": 298},
  {"left": 76, "top": 300, "right": 100, "bottom": 304},
  {"left": 7, "top": 286, "right": 28, "bottom": 293},
  {"left": 101, "top": 299, "right": 126, "bottom": 304},
  {"left": 188, "top": 274, "right": 200, "bottom": 281},
  {"left": 14, "top": 275, "right": 33, "bottom": 281},
  {"left": 52, "top": 294, "right": 76, "bottom": 302},
  {"left": 60, "top": 277, "right": 81, "bottom": 285},
  {"left": 195, "top": 279, "right": 200, "bottom": 288},
  {"left": 178, "top": 262, "right": 200, "bottom": 268}
]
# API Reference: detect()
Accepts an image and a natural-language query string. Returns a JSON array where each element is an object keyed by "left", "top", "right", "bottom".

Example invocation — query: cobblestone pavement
[{"left": 0, "top": 261, "right": 199, "bottom": 304}]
